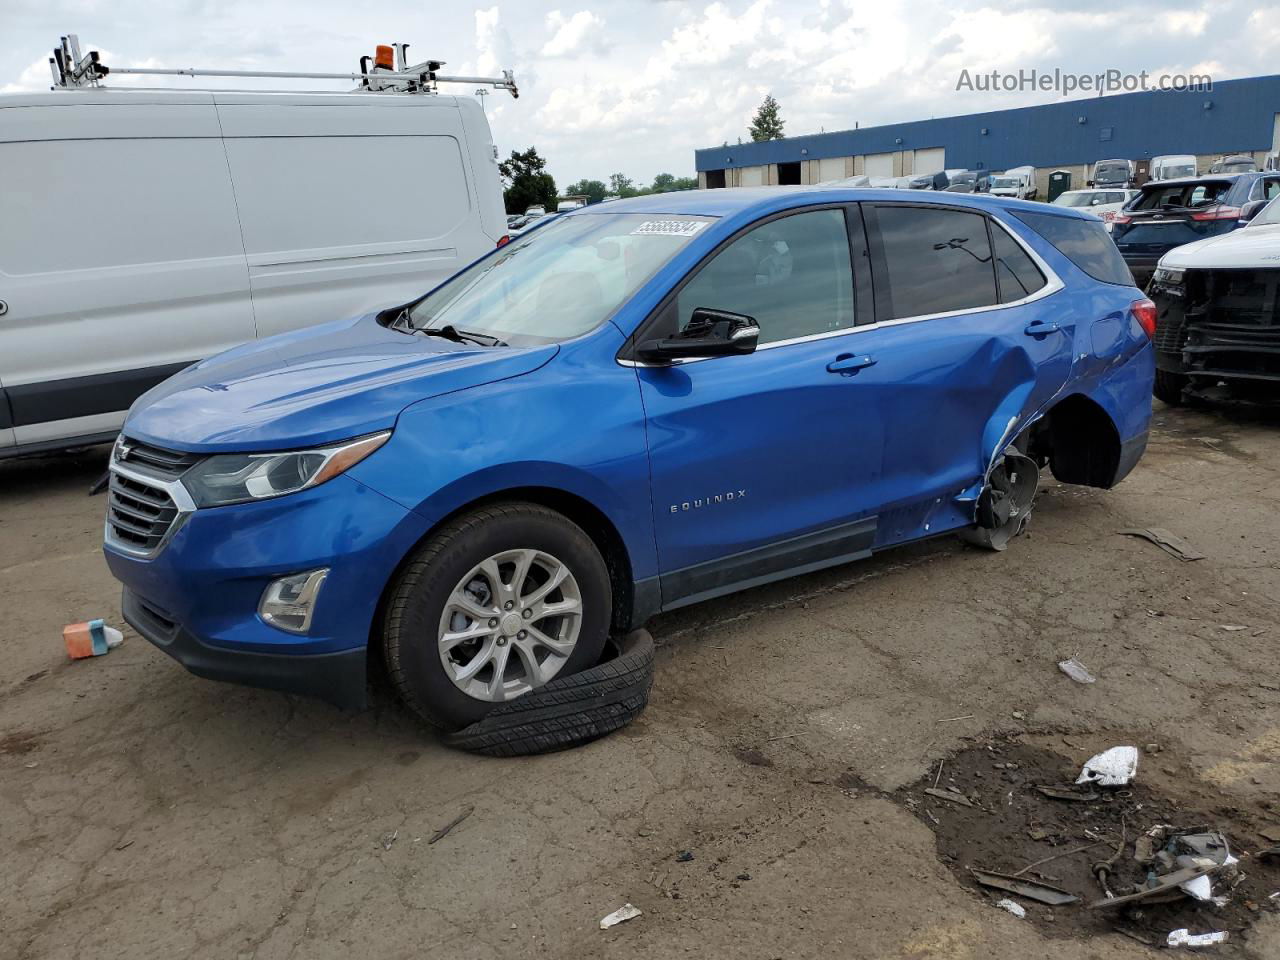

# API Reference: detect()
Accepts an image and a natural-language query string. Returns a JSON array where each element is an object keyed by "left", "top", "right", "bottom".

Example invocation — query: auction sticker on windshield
[{"left": 631, "top": 220, "right": 709, "bottom": 238}]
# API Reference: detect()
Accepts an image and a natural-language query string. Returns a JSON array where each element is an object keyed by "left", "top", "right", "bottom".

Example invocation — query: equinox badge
[{"left": 670, "top": 490, "right": 747, "bottom": 513}]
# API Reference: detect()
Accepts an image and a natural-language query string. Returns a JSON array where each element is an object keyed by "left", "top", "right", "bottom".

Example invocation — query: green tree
[
  {"left": 563, "top": 178, "right": 608, "bottom": 205},
  {"left": 499, "top": 147, "right": 558, "bottom": 214},
  {"left": 748, "top": 94, "right": 785, "bottom": 142},
  {"left": 608, "top": 172, "right": 637, "bottom": 197},
  {"left": 650, "top": 173, "right": 698, "bottom": 193}
]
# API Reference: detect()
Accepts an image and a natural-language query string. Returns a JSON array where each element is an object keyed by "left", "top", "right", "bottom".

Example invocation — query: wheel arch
[{"left": 1028, "top": 392, "right": 1124, "bottom": 489}]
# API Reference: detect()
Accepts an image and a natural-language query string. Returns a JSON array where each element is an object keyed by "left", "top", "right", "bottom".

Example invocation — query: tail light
[
  {"left": 374, "top": 44, "right": 394, "bottom": 69},
  {"left": 1101, "top": 211, "right": 1115, "bottom": 222},
  {"left": 1190, "top": 205, "right": 1242, "bottom": 221},
  {"left": 1111, "top": 212, "right": 1132, "bottom": 225},
  {"left": 1131, "top": 298, "right": 1157, "bottom": 340},
  {"left": 496, "top": 234, "right": 511, "bottom": 247}
]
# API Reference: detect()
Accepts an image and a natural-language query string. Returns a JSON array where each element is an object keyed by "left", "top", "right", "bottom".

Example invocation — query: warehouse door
[
  {"left": 914, "top": 147, "right": 945, "bottom": 175},
  {"left": 865, "top": 153, "right": 894, "bottom": 178}
]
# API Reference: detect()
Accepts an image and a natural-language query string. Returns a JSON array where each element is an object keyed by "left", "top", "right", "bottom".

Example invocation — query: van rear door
[
  {"left": 215, "top": 93, "right": 491, "bottom": 340},
  {"left": 0, "top": 92, "right": 255, "bottom": 450}
]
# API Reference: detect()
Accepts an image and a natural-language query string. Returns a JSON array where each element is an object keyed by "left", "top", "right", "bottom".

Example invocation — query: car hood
[
  {"left": 1159, "top": 223, "right": 1280, "bottom": 269},
  {"left": 124, "top": 314, "right": 559, "bottom": 452}
]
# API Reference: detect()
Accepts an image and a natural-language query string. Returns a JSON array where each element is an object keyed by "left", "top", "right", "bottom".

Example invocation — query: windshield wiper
[{"left": 416, "top": 324, "right": 507, "bottom": 348}]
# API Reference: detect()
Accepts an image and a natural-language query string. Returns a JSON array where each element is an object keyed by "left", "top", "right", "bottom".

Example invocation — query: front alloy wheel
[
  {"left": 439, "top": 548, "right": 583, "bottom": 701},
  {"left": 383, "top": 502, "right": 612, "bottom": 730}
]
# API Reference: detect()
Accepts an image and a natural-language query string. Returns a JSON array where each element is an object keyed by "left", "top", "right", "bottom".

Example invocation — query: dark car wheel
[
  {"left": 383, "top": 502, "right": 612, "bottom": 730},
  {"left": 1154, "top": 368, "right": 1188, "bottom": 407}
]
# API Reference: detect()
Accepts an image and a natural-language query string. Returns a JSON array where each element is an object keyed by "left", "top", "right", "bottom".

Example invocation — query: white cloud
[
  {"left": 1, "top": 0, "right": 1273, "bottom": 187},
  {"left": 541, "top": 10, "right": 607, "bottom": 58}
]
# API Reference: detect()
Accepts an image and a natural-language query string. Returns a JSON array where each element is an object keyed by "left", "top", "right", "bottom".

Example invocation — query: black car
[
  {"left": 1110, "top": 172, "right": 1280, "bottom": 285},
  {"left": 1091, "top": 159, "right": 1135, "bottom": 188}
]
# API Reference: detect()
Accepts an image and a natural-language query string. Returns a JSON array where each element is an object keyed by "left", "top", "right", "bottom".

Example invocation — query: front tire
[{"left": 383, "top": 502, "right": 612, "bottom": 730}]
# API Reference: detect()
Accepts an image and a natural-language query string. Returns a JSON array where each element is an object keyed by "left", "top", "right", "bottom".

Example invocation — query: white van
[
  {"left": 988, "top": 165, "right": 1037, "bottom": 200},
  {"left": 0, "top": 88, "right": 506, "bottom": 457},
  {"left": 1150, "top": 154, "right": 1197, "bottom": 181}
]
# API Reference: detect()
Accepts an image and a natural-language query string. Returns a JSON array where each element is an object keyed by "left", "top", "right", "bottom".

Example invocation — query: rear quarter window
[{"left": 1012, "top": 211, "right": 1133, "bottom": 287}]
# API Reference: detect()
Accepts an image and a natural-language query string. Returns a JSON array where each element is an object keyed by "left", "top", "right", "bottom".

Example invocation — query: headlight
[
  {"left": 1152, "top": 266, "right": 1184, "bottom": 285},
  {"left": 183, "top": 431, "right": 390, "bottom": 508}
]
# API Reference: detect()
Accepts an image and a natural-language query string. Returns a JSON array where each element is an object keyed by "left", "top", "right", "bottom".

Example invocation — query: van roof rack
[{"left": 49, "top": 34, "right": 518, "bottom": 98}]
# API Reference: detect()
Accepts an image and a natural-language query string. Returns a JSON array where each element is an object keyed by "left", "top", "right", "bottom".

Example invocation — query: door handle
[
  {"left": 1024, "top": 320, "right": 1061, "bottom": 336},
  {"left": 827, "top": 353, "right": 877, "bottom": 374}
]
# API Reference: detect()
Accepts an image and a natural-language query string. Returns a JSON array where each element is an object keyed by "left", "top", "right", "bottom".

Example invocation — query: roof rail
[{"left": 49, "top": 34, "right": 518, "bottom": 98}]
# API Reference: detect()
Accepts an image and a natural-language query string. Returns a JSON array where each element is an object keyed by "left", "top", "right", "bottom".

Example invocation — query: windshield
[
  {"left": 1094, "top": 164, "right": 1128, "bottom": 181},
  {"left": 991, "top": 177, "right": 1018, "bottom": 188},
  {"left": 405, "top": 213, "right": 711, "bottom": 345},
  {"left": 950, "top": 173, "right": 975, "bottom": 184},
  {"left": 1218, "top": 161, "right": 1256, "bottom": 173},
  {"left": 1250, "top": 197, "right": 1280, "bottom": 227},
  {"left": 1157, "top": 163, "right": 1197, "bottom": 179}
]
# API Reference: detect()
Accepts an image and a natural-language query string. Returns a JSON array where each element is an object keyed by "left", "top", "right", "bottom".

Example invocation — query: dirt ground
[{"left": 3, "top": 401, "right": 1280, "bottom": 960}]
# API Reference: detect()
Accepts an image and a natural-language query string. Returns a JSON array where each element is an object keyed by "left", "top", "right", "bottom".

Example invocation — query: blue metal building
[{"left": 695, "top": 73, "right": 1280, "bottom": 183}]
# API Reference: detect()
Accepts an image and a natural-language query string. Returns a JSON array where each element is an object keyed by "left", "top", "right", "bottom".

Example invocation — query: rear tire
[
  {"left": 1154, "top": 368, "right": 1188, "bottom": 407},
  {"left": 383, "top": 502, "right": 612, "bottom": 731}
]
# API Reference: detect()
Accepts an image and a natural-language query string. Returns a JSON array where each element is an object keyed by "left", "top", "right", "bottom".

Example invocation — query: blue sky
[{"left": 5, "top": 1, "right": 1277, "bottom": 188}]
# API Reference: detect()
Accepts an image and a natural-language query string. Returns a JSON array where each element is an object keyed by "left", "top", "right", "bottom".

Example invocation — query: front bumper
[
  {"left": 122, "top": 587, "right": 369, "bottom": 708},
  {"left": 105, "top": 472, "right": 431, "bottom": 708}
]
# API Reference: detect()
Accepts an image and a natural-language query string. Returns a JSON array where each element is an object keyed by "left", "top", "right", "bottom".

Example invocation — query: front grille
[
  {"left": 116, "top": 438, "right": 201, "bottom": 479},
  {"left": 107, "top": 472, "right": 181, "bottom": 554}
]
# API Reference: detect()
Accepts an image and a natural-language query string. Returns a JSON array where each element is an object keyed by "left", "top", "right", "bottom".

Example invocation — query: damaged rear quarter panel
[{"left": 869, "top": 220, "right": 1151, "bottom": 549}]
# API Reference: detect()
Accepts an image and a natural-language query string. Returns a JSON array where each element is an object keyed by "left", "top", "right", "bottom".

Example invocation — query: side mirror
[
  {"left": 636, "top": 308, "right": 760, "bottom": 363},
  {"left": 1239, "top": 199, "right": 1268, "bottom": 223}
]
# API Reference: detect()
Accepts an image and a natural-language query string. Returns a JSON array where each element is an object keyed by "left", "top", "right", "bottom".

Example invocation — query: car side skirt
[{"left": 657, "top": 515, "right": 878, "bottom": 612}]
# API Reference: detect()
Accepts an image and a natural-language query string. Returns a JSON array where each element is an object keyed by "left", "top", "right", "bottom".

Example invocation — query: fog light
[{"left": 259, "top": 569, "right": 329, "bottom": 634}]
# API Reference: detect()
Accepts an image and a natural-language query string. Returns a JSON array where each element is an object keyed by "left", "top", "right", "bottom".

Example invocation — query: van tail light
[
  {"left": 1190, "top": 205, "right": 1242, "bottom": 221},
  {"left": 1131, "top": 298, "right": 1157, "bottom": 340},
  {"left": 1111, "top": 212, "right": 1132, "bottom": 225},
  {"left": 496, "top": 234, "right": 511, "bottom": 247},
  {"left": 374, "top": 44, "right": 394, "bottom": 69}
]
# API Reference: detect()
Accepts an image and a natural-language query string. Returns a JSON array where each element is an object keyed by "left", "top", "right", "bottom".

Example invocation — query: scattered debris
[
  {"left": 937, "top": 715, "right": 975, "bottom": 723},
  {"left": 995, "top": 898, "right": 1026, "bottom": 918},
  {"left": 1220, "top": 625, "right": 1247, "bottom": 632},
  {"left": 1258, "top": 845, "right": 1280, "bottom": 861},
  {"left": 1117, "top": 528, "right": 1205, "bottom": 562},
  {"left": 1013, "top": 840, "right": 1109, "bottom": 877},
  {"left": 63, "top": 618, "right": 123, "bottom": 660},
  {"left": 971, "top": 870, "right": 1079, "bottom": 906},
  {"left": 1076, "top": 746, "right": 1139, "bottom": 787},
  {"left": 427, "top": 805, "right": 474, "bottom": 845},
  {"left": 1167, "top": 928, "right": 1228, "bottom": 948},
  {"left": 599, "top": 903, "right": 642, "bottom": 930},
  {"left": 114, "top": 839, "right": 134, "bottom": 851},
  {"left": 380, "top": 830, "right": 398, "bottom": 851},
  {"left": 1088, "top": 865, "right": 1220, "bottom": 910},
  {"left": 1036, "top": 784, "right": 1100, "bottom": 802},
  {"left": 924, "top": 787, "right": 974, "bottom": 808},
  {"left": 675, "top": 850, "right": 694, "bottom": 862},
  {"left": 1057, "top": 657, "right": 1097, "bottom": 684}
]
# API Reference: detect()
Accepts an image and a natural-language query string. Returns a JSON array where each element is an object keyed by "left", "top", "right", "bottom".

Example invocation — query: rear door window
[
  {"left": 1013, "top": 211, "right": 1133, "bottom": 286},
  {"left": 867, "top": 205, "right": 998, "bottom": 319},
  {"left": 990, "top": 223, "right": 1047, "bottom": 303}
]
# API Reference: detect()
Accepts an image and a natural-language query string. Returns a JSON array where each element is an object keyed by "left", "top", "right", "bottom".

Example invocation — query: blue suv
[{"left": 104, "top": 188, "right": 1155, "bottom": 730}]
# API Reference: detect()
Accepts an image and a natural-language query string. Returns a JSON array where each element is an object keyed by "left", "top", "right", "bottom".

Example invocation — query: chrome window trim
[
  {"left": 103, "top": 460, "right": 196, "bottom": 560},
  {"left": 619, "top": 210, "right": 1063, "bottom": 368}
]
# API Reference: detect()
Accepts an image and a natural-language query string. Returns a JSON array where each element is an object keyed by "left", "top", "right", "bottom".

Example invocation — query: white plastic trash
[
  {"left": 1076, "top": 746, "right": 1139, "bottom": 787},
  {"left": 1167, "top": 928, "right": 1228, "bottom": 947},
  {"left": 599, "top": 903, "right": 642, "bottom": 929},
  {"left": 995, "top": 898, "right": 1026, "bottom": 918}
]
